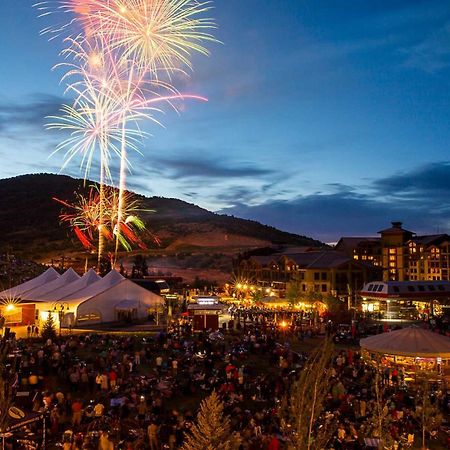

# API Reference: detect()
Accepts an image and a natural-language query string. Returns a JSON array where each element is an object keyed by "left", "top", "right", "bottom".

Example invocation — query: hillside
[{"left": 0, "top": 174, "right": 322, "bottom": 261}]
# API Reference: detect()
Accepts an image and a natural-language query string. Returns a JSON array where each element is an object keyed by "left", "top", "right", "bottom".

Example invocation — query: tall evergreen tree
[
  {"left": 181, "top": 391, "right": 240, "bottom": 450},
  {"left": 41, "top": 313, "right": 57, "bottom": 342}
]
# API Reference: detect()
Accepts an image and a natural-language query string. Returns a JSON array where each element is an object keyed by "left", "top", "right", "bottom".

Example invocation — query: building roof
[
  {"left": 248, "top": 250, "right": 373, "bottom": 271},
  {"left": 410, "top": 234, "right": 450, "bottom": 246},
  {"left": 278, "top": 246, "right": 316, "bottom": 254},
  {"left": 306, "top": 251, "right": 354, "bottom": 269},
  {"left": 360, "top": 326, "right": 450, "bottom": 358},
  {"left": 0, "top": 267, "right": 60, "bottom": 300},
  {"left": 335, "top": 237, "right": 380, "bottom": 254},
  {"left": 247, "top": 255, "right": 280, "bottom": 266},
  {"left": 377, "top": 221, "right": 415, "bottom": 236},
  {"left": 360, "top": 280, "right": 450, "bottom": 299}
]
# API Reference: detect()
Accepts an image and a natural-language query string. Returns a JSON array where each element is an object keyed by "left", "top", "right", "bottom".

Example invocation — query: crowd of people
[{"left": 3, "top": 312, "right": 450, "bottom": 450}]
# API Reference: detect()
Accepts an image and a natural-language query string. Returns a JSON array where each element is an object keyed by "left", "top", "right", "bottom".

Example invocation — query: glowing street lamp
[{"left": 53, "top": 301, "right": 69, "bottom": 336}]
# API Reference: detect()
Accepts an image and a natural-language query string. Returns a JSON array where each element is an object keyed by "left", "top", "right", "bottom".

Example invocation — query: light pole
[{"left": 52, "top": 302, "right": 69, "bottom": 336}]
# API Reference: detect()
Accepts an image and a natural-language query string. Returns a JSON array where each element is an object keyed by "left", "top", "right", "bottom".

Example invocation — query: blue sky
[{"left": 1, "top": 0, "right": 450, "bottom": 241}]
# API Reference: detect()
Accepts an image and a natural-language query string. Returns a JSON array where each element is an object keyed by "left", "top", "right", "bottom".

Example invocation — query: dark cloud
[
  {"left": 374, "top": 162, "right": 450, "bottom": 199},
  {"left": 220, "top": 162, "right": 450, "bottom": 242},
  {"left": 0, "top": 94, "right": 64, "bottom": 132},
  {"left": 153, "top": 155, "right": 274, "bottom": 180}
]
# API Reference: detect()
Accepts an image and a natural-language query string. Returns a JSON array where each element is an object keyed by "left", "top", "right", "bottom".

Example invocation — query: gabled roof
[
  {"left": 335, "top": 237, "right": 380, "bottom": 254},
  {"left": 282, "top": 252, "right": 325, "bottom": 267},
  {"left": 37, "top": 268, "right": 101, "bottom": 302},
  {"left": 0, "top": 267, "right": 60, "bottom": 299},
  {"left": 410, "top": 234, "right": 450, "bottom": 246},
  {"left": 23, "top": 268, "right": 80, "bottom": 300},
  {"left": 305, "top": 251, "right": 354, "bottom": 269},
  {"left": 247, "top": 255, "right": 281, "bottom": 266},
  {"left": 377, "top": 221, "right": 415, "bottom": 236}
]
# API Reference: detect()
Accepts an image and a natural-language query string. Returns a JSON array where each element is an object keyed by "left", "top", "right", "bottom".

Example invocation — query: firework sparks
[
  {"left": 54, "top": 185, "right": 156, "bottom": 253},
  {"left": 37, "top": 0, "right": 216, "bottom": 267},
  {"left": 45, "top": 0, "right": 217, "bottom": 75}
]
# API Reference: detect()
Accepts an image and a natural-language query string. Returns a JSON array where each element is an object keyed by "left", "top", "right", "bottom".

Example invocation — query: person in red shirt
[
  {"left": 109, "top": 369, "right": 117, "bottom": 389},
  {"left": 267, "top": 432, "right": 280, "bottom": 450},
  {"left": 71, "top": 399, "right": 83, "bottom": 426}
]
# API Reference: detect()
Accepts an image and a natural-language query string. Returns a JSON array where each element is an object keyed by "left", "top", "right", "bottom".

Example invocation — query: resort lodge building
[
  {"left": 335, "top": 221, "right": 450, "bottom": 282},
  {"left": 237, "top": 222, "right": 450, "bottom": 312},
  {"left": 237, "top": 249, "right": 381, "bottom": 303}
]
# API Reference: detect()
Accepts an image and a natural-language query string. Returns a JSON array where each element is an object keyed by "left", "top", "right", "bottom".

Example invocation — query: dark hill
[{"left": 0, "top": 173, "right": 322, "bottom": 259}]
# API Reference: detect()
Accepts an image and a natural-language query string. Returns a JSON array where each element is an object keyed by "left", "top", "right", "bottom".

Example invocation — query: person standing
[{"left": 148, "top": 421, "right": 159, "bottom": 450}]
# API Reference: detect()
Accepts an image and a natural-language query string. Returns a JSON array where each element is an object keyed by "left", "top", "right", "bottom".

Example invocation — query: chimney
[{"left": 391, "top": 221, "right": 402, "bottom": 229}]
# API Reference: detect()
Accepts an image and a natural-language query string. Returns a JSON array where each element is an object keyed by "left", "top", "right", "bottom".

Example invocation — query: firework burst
[
  {"left": 37, "top": 0, "right": 216, "bottom": 268},
  {"left": 54, "top": 185, "right": 156, "bottom": 253}
]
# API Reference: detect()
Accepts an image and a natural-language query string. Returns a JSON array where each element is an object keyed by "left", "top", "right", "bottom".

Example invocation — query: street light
[{"left": 52, "top": 302, "right": 69, "bottom": 336}]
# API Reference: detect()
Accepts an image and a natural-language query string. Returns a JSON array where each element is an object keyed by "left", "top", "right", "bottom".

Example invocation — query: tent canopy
[
  {"left": 0, "top": 267, "right": 60, "bottom": 300},
  {"left": 360, "top": 326, "right": 450, "bottom": 358},
  {"left": 37, "top": 268, "right": 100, "bottom": 302},
  {"left": 61, "top": 269, "right": 124, "bottom": 303},
  {"left": 22, "top": 268, "right": 80, "bottom": 300}
]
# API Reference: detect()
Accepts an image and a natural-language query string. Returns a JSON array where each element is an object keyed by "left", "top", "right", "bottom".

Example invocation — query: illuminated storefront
[{"left": 360, "top": 281, "right": 450, "bottom": 320}]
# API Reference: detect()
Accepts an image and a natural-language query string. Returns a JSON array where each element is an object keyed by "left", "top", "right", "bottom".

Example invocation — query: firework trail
[{"left": 37, "top": 0, "right": 216, "bottom": 266}]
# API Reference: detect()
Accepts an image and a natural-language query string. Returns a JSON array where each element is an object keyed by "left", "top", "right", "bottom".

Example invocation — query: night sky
[{"left": 1, "top": 1, "right": 450, "bottom": 242}]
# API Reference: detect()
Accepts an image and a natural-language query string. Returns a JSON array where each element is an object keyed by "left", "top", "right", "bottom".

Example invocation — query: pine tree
[
  {"left": 181, "top": 391, "right": 241, "bottom": 450},
  {"left": 41, "top": 313, "right": 57, "bottom": 342}
]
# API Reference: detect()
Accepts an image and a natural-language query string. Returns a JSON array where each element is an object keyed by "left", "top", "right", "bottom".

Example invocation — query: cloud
[
  {"left": 219, "top": 162, "right": 450, "bottom": 242},
  {"left": 0, "top": 94, "right": 64, "bottom": 133},
  {"left": 401, "top": 22, "right": 450, "bottom": 72},
  {"left": 152, "top": 154, "right": 274, "bottom": 180},
  {"left": 374, "top": 162, "right": 450, "bottom": 200}
]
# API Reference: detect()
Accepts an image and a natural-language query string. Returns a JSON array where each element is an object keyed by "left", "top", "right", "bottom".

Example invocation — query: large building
[
  {"left": 237, "top": 249, "right": 380, "bottom": 302},
  {"left": 335, "top": 222, "right": 450, "bottom": 282},
  {"left": 236, "top": 221, "right": 450, "bottom": 308}
]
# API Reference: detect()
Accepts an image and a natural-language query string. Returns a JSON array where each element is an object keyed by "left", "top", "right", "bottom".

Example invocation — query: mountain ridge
[{"left": 0, "top": 173, "right": 323, "bottom": 260}]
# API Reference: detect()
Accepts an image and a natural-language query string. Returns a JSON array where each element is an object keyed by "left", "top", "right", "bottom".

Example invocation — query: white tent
[
  {"left": 22, "top": 268, "right": 80, "bottom": 301},
  {"left": 2, "top": 268, "right": 164, "bottom": 327},
  {"left": 75, "top": 275, "right": 164, "bottom": 324},
  {"left": 61, "top": 269, "right": 125, "bottom": 304},
  {"left": 37, "top": 268, "right": 101, "bottom": 302},
  {"left": 0, "top": 267, "right": 60, "bottom": 300}
]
